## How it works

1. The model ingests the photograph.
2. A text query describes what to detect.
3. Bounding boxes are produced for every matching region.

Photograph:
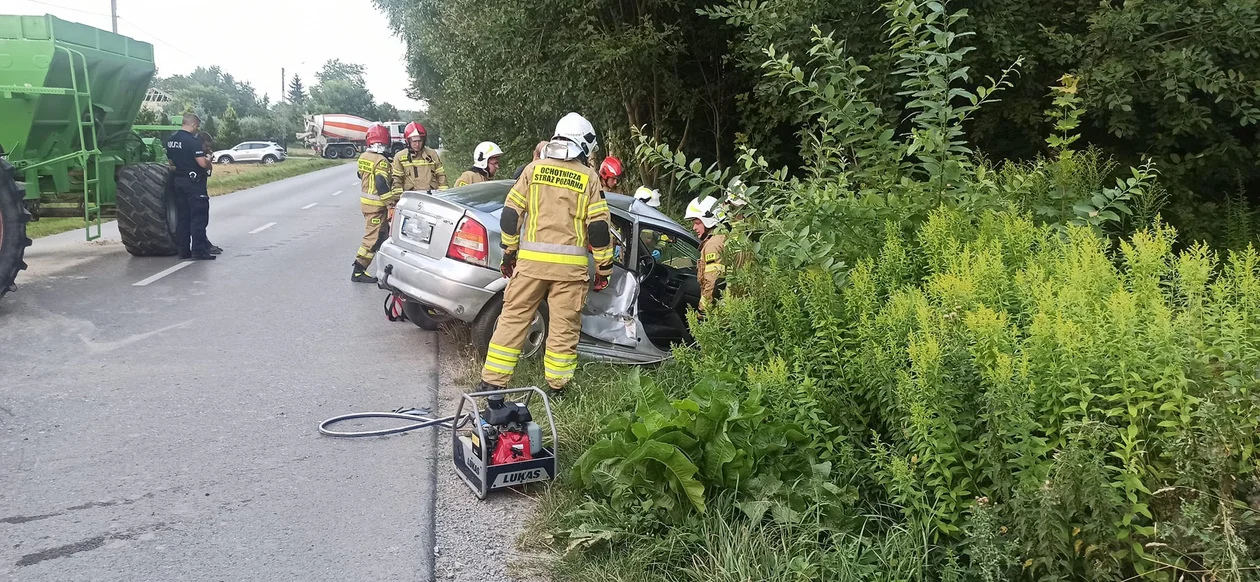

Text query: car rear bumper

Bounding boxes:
[374,239,500,323]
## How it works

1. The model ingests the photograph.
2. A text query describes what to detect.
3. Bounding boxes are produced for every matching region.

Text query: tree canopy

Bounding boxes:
[373,0,1260,244]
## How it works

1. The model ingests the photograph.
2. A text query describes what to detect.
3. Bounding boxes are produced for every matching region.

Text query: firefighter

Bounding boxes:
[351,124,394,283]
[454,141,503,187]
[632,185,661,208]
[480,113,614,396]
[391,122,447,193]
[721,177,755,270]
[685,195,727,313]
[512,141,549,180]
[598,156,623,194]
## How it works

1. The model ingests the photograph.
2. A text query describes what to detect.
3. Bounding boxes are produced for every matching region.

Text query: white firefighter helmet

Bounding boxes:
[633,186,661,207]
[473,141,503,170]
[684,195,723,229]
[547,112,598,161]
[725,177,748,207]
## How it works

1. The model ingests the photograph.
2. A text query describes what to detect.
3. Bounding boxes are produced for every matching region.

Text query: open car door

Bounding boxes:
[580,262,641,348]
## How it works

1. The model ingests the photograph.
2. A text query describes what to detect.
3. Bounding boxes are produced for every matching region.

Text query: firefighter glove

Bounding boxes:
[501,251,517,278]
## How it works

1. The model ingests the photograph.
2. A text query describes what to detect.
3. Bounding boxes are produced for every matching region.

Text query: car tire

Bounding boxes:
[471,294,548,360]
[261,155,277,165]
[403,300,449,331]
[217,156,233,164]
[341,145,357,159]
[325,148,341,160]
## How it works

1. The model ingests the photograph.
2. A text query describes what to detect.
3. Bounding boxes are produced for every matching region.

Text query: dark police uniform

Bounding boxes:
[165,129,211,257]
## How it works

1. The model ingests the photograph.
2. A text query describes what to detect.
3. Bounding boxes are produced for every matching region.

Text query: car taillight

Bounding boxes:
[447,216,488,266]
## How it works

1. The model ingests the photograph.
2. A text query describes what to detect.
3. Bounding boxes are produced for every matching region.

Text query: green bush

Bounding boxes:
[552,1,1260,580]
[571,209,1260,579]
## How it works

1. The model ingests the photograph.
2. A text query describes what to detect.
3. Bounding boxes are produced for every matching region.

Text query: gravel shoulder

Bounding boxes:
[433,328,552,582]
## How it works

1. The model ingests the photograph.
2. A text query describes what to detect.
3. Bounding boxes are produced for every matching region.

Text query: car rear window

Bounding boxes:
[442,181,510,213]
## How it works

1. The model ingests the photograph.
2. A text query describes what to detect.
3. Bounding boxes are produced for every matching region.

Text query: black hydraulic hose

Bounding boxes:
[318,408,471,438]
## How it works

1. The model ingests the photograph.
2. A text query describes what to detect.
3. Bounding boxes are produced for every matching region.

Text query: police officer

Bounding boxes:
[480,113,614,396]
[165,114,215,260]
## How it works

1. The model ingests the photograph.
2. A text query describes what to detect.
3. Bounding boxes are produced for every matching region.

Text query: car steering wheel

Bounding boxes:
[637,251,658,283]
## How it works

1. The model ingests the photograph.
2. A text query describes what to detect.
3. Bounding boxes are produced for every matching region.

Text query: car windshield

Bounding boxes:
[442,182,510,213]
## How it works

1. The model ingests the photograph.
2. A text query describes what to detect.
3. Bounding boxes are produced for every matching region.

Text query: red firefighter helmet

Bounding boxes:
[404,122,427,141]
[599,156,623,180]
[366,124,390,147]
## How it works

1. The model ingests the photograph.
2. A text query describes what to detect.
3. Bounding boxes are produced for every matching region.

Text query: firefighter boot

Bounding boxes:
[351,261,378,284]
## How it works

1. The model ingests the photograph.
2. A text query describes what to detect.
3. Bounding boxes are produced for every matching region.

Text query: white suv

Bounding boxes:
[214,142,287,164]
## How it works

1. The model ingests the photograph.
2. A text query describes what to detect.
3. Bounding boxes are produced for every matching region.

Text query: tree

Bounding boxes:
[287,74,306,105]
[219,105,241,148]
[375,102,400,121]
[372,0,742,185]
[134,108,157,125]
[308,79,377,119]
[316,59,367,85]
[373,0,1260,242]
[158,66,265,119]
[308,60,379,119]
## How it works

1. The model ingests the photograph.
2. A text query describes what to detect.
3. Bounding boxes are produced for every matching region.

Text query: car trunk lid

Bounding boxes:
[394,192,471,259]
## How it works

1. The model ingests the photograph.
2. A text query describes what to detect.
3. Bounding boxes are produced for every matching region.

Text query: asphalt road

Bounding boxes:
[0,164,443,581]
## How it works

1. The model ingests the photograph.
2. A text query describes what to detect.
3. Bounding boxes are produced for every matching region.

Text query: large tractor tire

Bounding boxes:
[117,163,179,257]
[0,160,32,301]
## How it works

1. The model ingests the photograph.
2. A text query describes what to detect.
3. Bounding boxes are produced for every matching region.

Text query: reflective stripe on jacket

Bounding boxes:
[391,147,447,193]
[502,159,611,282]
[358,152,393,207]
[698,233,727,311]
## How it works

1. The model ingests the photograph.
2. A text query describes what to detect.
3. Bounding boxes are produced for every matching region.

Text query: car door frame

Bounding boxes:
[576,207,681,364]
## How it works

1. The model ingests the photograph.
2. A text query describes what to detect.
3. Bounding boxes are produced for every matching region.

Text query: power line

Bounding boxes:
[118,16,197,59]
[20,0,196,62]
[19,0,110,18]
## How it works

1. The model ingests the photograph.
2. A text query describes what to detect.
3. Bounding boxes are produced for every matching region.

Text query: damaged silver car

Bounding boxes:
[374,180,703,363]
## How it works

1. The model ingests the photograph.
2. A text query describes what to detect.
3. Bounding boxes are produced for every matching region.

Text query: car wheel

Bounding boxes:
[471,294,548,360]
[325,148,341,160]
[261,155,278,164]
[217,156,233,164]
[402,300,450,331]
[341,145,357,159]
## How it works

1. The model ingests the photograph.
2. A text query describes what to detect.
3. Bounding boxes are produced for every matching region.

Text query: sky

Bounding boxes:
[9,0,421,109]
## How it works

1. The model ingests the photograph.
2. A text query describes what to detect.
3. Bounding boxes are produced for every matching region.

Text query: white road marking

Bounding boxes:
[249,222,277,234]
[133,261,194,287]
[349,179,358,185]
[301,202,319,210]
[331,190,342,196]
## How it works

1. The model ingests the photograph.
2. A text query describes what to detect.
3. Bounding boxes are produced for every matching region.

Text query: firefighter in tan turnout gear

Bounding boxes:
[480,113,614,395]
[685,195,727,312]
[351,124,396,283]
[454,141,504,187]
[392,122,447,193]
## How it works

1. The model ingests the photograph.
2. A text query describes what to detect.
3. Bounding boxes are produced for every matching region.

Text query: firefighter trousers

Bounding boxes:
[482,274,587,391]
[355,208,389,269]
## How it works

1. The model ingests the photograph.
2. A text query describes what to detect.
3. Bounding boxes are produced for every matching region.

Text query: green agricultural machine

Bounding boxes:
[0,14,182,300]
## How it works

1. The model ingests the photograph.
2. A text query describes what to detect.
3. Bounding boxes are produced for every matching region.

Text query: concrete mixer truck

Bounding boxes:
[297,115,409,159]
[0,14,186,301]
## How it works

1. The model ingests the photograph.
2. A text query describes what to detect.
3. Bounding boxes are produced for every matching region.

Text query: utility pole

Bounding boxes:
[281,68,286,103]
[110,0,118,33]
